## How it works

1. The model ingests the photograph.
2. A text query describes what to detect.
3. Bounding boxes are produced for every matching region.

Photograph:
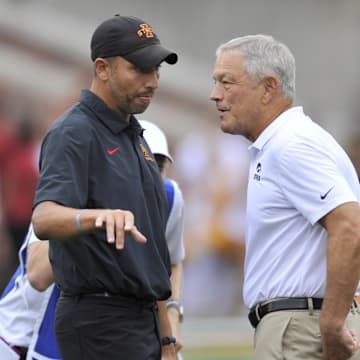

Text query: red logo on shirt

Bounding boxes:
[107,146,120,155]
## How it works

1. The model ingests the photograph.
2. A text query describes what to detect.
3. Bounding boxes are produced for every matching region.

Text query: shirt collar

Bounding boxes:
[79,89,142,135]
[249,106,304,152]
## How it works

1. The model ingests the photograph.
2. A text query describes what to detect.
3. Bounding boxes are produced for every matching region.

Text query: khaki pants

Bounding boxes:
[254,306,360,359]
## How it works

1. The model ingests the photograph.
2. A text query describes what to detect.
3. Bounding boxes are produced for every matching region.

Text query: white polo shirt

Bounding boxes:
[244,106,360,308]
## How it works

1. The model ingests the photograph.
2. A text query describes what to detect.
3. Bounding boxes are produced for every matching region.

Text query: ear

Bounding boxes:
[94,58,110,81]
[261,76,279,104]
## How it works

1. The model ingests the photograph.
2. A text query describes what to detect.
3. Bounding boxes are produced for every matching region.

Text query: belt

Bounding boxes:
[63,291,135,299]
[62,291,155,306]
[248,297,323,328]
[0,335,27,358]
[79,291,126,298]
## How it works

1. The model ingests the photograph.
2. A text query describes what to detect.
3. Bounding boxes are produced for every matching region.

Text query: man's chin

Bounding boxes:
[131,104,150,115]
[220,121,233,134]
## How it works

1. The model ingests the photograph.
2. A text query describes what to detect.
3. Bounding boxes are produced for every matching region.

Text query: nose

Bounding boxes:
[210,82,222,102]
[145,69,159,89]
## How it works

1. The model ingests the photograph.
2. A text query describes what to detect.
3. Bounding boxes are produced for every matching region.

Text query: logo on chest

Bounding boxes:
[253,162,262,182]
[106,146,120,156]
[140,143,154,161]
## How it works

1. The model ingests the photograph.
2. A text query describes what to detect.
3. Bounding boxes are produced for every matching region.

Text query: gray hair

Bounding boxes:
[216,34,296,102]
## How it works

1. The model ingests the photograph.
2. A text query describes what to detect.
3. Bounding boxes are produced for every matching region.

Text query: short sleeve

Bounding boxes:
[279,137,357,225]
[33,119,90,209]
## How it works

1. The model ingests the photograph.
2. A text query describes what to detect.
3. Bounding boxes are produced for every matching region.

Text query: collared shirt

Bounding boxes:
[244,106,360,308]
[33,89,171,300]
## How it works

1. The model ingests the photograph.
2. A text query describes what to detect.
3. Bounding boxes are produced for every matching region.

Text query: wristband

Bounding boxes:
[76,209,87,232]
[161,336,176,346]
[166,299,184,323]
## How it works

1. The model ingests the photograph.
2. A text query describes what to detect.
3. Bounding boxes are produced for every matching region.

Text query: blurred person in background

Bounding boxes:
[139,120,185,354]
[31,14,178,360]
[1,114,40,249]
[174,128,248,317]
[0,175,13,294]
[210,34,360,360]
[0,225,48,360]
[0,189,10,287]
[0,106,40,285]
[0,100,22,290]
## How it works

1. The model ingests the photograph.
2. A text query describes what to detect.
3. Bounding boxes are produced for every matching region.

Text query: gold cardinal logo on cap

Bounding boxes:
[137,24,154,38]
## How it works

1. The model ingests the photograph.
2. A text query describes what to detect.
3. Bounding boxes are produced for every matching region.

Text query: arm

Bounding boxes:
[27,240,54,291]
[167,262,183,352]
[164,179,185,353]
[32,201,147,249]
[320,201,360,360]
[157,300,177,360]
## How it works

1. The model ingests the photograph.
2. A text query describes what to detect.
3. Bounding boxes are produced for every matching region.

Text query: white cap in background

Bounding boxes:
[139,120,173,162]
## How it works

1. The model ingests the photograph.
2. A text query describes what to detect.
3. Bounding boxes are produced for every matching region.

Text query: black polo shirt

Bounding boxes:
[33,89,171,300]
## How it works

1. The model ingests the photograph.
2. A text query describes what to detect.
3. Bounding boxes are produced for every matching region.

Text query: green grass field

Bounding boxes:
[180,317,254,360]
[182,345,254,360]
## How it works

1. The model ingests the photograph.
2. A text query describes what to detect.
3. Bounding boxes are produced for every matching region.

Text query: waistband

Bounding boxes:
[61,291,156,306]
[248,297,323,328]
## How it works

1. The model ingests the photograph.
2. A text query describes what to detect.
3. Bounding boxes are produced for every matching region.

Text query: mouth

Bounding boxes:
[137,94,153,104]
[216,107,228,119]
[216,103,228,112]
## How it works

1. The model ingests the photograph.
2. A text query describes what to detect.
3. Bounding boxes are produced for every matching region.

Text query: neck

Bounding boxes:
[252,99,293,142]
[90,81,130,122]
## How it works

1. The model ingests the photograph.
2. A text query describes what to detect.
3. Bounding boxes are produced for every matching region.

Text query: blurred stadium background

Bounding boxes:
[1,1,360,358]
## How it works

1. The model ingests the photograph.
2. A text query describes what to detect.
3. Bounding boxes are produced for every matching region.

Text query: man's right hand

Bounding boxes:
[321,325,359,360]
[32,201,147,249]
[95,209,147,249]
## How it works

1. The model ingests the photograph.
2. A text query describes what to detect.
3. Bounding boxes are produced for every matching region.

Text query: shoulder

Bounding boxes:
[164,179,184,199]
[164,178,184,212]
[51,104,93,132]
[282,123,340,167]
[164,178,182,192]
[43,104,96,149]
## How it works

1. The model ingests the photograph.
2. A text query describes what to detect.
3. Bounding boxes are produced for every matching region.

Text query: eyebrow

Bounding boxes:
[213,72,236,81]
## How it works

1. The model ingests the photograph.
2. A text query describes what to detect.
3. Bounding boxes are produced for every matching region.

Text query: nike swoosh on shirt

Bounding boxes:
[106,146,120,156]
[320,186,334,200]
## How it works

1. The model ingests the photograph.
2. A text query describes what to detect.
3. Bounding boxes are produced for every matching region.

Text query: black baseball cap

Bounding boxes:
[90,15,178,70]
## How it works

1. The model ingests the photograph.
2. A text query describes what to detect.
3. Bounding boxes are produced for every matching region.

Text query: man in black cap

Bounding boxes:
[31,15,178,360]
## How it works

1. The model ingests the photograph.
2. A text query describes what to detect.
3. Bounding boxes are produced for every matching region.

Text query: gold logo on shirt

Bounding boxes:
[137,24,155,38]
[140,143,154,161]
